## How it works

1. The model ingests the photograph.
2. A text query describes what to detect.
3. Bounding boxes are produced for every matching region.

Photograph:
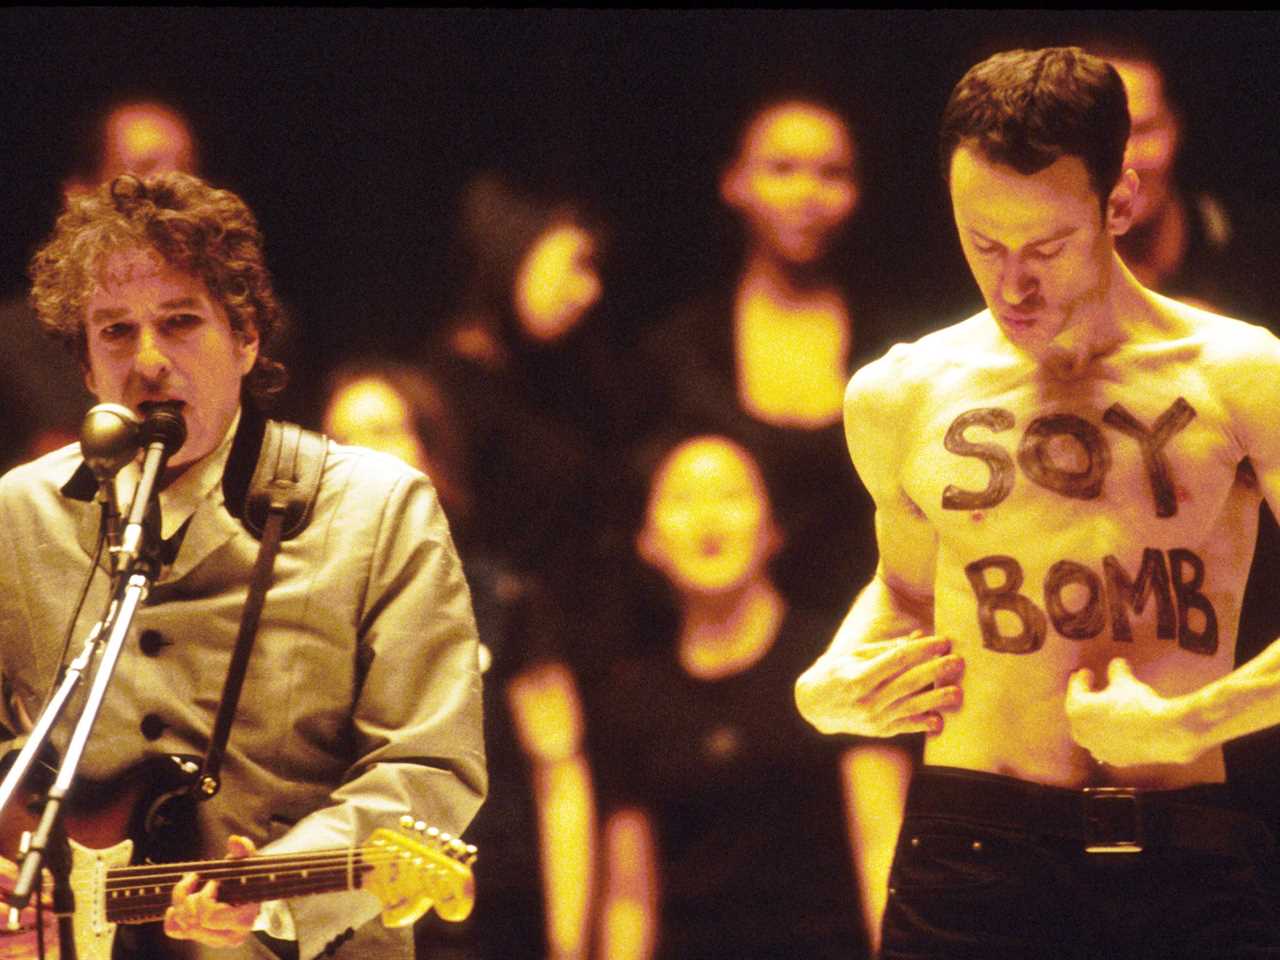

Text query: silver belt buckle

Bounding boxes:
[1083,786,1143,854]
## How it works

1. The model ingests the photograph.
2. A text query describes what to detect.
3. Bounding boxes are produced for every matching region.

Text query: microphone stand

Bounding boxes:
[0,408,184,957]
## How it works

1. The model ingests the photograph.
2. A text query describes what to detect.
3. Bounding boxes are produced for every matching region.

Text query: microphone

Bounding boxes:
[118,402,187,573]
[80,403,142,561]
[80,403,142,482]
[137,401,188,466]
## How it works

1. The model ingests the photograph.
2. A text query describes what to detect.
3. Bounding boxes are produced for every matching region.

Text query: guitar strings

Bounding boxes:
[105,847,470,886]
[104,849,473,885]
[9,854,467,933]
[81,852,468,922]
[101,851,468,923]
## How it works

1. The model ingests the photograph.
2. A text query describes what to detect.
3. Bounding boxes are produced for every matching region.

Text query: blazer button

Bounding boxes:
[140,713,168,741]
[139,630,171,656]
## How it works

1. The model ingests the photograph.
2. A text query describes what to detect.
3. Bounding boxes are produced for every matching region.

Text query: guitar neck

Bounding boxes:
[104,848,371,925]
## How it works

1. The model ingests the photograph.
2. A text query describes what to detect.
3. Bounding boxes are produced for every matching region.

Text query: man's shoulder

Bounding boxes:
[0,444,87,542]
[320,439,430,493]
[1152,293,1280,365]
[843,312,994,481]
[849,311,992,401]
[0,442,84,498]
[317,439,450,522]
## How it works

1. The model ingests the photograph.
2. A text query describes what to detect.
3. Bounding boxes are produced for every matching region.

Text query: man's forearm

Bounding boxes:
[1070,637,1280,769]
[796,572,958,739]
[819,572,934,663]
[1179,637,1280,752]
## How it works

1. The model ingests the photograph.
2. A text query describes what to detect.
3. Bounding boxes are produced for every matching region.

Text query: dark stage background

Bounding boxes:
[3,10,1278,378]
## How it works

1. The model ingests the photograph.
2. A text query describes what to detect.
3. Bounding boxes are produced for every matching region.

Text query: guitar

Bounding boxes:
[0,756,475,959]
[1,814,476,960]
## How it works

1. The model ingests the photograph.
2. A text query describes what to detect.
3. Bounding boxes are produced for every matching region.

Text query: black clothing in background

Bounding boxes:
[589,606,869,960]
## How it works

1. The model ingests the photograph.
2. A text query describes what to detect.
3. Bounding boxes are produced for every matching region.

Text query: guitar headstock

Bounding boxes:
[363,816,477,927]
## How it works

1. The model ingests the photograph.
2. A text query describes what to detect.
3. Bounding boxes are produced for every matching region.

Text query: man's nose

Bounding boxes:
[998,256,1037,306]
[133,327,170,380]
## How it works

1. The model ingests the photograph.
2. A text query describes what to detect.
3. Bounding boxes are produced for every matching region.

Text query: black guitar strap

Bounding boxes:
[196,420,327,800]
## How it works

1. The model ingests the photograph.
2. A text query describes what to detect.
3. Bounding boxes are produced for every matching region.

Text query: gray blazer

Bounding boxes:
[0,414,487,959]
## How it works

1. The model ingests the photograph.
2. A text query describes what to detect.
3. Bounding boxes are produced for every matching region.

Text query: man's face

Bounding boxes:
[638,437,777,596]
[949,145,1131,355]
[1111,59,1179,225]
[83,248,257,470]
[721,102,858,266]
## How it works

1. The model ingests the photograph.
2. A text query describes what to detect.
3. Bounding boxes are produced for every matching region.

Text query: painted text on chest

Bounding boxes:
[941,397,1217,655]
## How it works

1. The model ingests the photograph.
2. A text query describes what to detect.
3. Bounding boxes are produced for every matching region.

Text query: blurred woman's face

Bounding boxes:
[513,223,602,342]
[721,102,858,266]
[639,437,778,595]
[323,376,429,473]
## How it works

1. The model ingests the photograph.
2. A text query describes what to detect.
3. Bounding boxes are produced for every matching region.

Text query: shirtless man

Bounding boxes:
[795,47,1280,958]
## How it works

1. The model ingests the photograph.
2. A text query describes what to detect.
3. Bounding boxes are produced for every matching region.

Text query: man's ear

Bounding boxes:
[1106,168,1140,237]
[236,321,260,376]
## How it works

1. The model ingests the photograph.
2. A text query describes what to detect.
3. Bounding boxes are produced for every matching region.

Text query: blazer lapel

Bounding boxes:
[62,400,268,584]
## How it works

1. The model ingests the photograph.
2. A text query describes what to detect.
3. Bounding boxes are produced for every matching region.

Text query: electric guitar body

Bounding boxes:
[0,756,474,959]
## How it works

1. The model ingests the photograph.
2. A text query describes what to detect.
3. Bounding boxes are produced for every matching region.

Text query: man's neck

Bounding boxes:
[1030,254,1154,379]
[117,407,242,541]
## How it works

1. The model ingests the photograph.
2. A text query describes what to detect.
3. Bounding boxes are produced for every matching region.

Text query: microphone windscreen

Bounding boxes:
[80,403,141,480]
[139,401,188,451]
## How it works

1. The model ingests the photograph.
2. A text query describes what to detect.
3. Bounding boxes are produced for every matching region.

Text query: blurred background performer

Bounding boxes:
[590,434,868,960]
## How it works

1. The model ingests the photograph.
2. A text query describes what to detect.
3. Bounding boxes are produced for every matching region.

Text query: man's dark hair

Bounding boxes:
[939,46,1130,212]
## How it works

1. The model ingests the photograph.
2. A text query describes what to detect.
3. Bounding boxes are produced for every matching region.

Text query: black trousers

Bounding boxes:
[881,765,1280,960]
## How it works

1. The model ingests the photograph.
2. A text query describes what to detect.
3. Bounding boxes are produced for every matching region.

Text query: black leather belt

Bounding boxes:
[905,765,1249,856]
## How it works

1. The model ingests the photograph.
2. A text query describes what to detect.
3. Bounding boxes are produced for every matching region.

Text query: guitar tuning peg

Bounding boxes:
[463,844,478,866]
[425,826,441,842]
[413,819,427,834]
[399,814,415,830]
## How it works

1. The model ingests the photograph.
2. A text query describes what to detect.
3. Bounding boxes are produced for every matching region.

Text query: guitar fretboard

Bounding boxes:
[104,849,372,924]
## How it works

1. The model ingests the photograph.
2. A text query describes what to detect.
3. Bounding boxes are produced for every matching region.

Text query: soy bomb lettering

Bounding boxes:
[965,549,1217,656]
[945,398,1217,656]
[942,398,1195,516]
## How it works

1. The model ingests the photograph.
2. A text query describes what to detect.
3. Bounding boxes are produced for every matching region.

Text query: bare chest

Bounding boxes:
[903,373,1243,551]
[903,370,1253,661]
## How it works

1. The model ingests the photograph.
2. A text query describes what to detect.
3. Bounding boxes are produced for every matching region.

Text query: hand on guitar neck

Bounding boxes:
[0,834,261,957]
[162,834,260,949]
[0,811,476,960]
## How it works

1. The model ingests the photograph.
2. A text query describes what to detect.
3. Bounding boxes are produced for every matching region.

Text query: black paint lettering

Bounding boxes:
[965,556,1047,654]
[942,408,1016,510]
[1044,560,1105,639]
[1102,398,1196,518]
[1169,548,1219,655]
[1017,414,1111,500]
[1103,550,1176,643]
